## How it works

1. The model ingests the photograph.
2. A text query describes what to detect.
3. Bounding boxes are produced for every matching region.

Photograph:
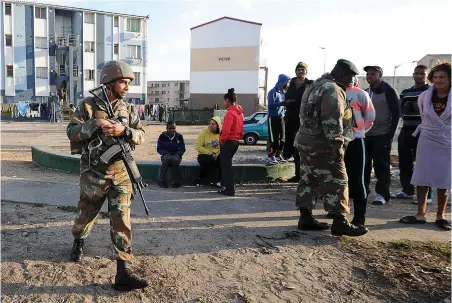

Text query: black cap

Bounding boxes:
[336,59,359,75]
[364,65,383,75]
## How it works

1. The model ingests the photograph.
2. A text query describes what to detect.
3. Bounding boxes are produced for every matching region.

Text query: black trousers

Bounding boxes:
[220,140,239,195]
[398,127,419,195]
[197,154,221,183]
[283,116,300,178]
[268,116,285,157]
[160,154,182,183]
[345,138,368,222]
[364,135,392,201]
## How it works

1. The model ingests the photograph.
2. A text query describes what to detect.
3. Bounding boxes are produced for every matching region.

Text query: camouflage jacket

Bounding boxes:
[67,97,145,176]
[295,74,353,151]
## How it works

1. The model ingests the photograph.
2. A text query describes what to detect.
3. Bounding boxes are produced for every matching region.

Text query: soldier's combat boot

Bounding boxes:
[71,239,84,262]
[331,216,368,237]
[113,260,149,291]
[298,209,330,231]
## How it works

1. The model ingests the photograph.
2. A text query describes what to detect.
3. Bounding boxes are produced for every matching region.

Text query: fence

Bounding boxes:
[169,109,215,125]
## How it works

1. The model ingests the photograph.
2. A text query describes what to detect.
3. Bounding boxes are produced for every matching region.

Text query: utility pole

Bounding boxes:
[320,47,326,74]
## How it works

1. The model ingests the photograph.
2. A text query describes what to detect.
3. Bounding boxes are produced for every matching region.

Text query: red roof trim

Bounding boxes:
[190,16,262,30]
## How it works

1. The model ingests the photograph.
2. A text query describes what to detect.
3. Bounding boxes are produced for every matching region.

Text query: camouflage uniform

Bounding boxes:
[295,73,353,216]
[68,62,145,261]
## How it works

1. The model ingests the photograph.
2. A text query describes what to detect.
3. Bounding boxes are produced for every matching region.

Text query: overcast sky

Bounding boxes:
[39,0,452,85]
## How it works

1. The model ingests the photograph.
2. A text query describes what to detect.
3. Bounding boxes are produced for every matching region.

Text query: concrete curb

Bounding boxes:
[31,146,295,182]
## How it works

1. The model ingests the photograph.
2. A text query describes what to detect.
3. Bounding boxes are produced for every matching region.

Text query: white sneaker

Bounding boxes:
[276,155,287,163]
[267,156,278,165]
[412,199,433,205]
[373,194,387,205]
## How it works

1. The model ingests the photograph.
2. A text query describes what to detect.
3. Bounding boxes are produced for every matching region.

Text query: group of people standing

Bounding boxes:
[267,59,451,236]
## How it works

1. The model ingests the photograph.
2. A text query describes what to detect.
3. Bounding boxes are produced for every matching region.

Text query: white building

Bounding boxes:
[189,16,262,115]
[1,0,148,108]
[147,80,190,109]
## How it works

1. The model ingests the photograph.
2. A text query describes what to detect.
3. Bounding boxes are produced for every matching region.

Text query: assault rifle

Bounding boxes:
[89,85,150,216]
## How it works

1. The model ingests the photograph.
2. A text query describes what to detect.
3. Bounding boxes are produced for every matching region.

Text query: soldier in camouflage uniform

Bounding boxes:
[67,60,149,290]
[295,59,368,237]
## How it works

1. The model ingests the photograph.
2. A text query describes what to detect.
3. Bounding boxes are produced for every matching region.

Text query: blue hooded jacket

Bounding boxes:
[267,74,291,117]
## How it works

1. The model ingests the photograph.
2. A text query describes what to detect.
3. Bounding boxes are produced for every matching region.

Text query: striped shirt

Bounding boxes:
[400,84,430,128]
[346,86,376,139]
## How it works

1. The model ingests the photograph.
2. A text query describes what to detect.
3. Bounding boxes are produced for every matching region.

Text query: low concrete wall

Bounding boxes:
[31,146,295,183]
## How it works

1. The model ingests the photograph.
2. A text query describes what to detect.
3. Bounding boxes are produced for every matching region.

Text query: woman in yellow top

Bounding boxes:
[195,116,222,187]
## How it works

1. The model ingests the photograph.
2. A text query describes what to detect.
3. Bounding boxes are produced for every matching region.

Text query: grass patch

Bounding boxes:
[390,239,412,249]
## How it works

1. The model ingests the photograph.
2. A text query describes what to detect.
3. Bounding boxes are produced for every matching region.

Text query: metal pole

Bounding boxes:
[393,65,397,88]
[323,49,326,74]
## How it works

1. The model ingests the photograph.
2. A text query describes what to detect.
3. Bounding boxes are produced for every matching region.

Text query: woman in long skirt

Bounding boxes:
[399,63,451,230]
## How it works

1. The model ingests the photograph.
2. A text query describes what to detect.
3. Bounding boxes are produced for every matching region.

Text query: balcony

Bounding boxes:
[53,33,79,48]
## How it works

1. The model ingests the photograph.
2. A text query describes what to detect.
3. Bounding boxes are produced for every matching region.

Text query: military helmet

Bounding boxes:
[100,60,134,84]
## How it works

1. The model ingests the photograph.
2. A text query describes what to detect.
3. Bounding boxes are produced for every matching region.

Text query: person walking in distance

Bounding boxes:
[283,62,313,182]
[392,65,433,204]
[344,77,375,227]
[399,62,451,231]
[218,88,244,196]
[67,60,148,291]
[295,59,368,237]
[363,66,400,205]
[267,74,292,165]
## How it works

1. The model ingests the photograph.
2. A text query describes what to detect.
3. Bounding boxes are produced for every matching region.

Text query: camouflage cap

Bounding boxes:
[336,59,360,75]
[100,60,134,84]
[295,61,308,71]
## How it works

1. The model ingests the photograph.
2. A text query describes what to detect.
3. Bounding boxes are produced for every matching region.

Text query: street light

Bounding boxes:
[320,47,326,74]
[393,60,417,87]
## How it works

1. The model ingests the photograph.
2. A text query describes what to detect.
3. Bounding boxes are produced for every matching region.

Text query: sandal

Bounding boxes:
[399,215,426,224]
[435,219,452,231]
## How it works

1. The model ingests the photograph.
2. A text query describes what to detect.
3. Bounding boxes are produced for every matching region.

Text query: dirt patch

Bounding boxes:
[1,201,450,303]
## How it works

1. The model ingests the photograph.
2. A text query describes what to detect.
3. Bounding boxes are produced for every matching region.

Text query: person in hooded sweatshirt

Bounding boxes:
[194,116,222,187]
[218,88,244,196]
[267,74,292,165]
[157,121,186,188]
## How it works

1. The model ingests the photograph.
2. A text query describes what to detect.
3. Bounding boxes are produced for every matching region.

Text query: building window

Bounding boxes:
[125,45,141,59]
[114,43,118,54]
[84,41,95,52]
[155,83,159,87]
[162,83,166,87]
[162,91,166,95]
[84,69,94,80]
[114,16,119,27]
[5,3,12,15]
[5,34,12,46]
[155,91,159,95]
[126,18,141,32]
[174,83,179,86]
[155,98,159,102]
[36,67,48,79]
[84,13,95,24]
[35,37,47,49]
[35,7,46,19]
[168,98,170,102]
[131,72,140,86]
[6,65,13,77]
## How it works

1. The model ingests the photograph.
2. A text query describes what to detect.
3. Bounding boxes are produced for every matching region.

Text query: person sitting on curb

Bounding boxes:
[267,74,292,165]
[194,116,222,187]
[157,121,186,188]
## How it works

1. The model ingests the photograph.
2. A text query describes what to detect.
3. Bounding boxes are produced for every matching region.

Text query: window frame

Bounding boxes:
[36,67,48,79]
[84,69,95,81]
[6,65,13,77]
[84,13,95,24]
[84,41,95,52]
[5,34,12,47]
[126,18,141,32]
[5,3,12,15]
[35,7,46,19]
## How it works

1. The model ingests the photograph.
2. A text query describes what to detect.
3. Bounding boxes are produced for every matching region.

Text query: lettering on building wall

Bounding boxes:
[218,57,230,61]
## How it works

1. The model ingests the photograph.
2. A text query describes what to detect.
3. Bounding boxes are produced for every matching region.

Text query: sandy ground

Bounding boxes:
[0,121,267,164]
[1,121,451,302]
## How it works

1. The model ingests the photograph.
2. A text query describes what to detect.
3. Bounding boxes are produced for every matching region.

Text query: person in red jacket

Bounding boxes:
[219,88,244,196]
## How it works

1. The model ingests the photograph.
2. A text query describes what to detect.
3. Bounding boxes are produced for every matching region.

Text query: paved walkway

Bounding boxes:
[2,176,450,242]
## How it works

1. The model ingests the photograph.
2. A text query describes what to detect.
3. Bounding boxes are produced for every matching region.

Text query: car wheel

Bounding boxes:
[244,133,258,145]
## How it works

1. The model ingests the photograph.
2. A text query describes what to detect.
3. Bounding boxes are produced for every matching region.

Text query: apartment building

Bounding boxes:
[147,80,190,109]
[1,1,148,107]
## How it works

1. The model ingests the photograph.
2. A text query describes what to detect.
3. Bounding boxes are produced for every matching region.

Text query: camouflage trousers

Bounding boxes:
[295,146,350,216]
[72,168,133,261]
